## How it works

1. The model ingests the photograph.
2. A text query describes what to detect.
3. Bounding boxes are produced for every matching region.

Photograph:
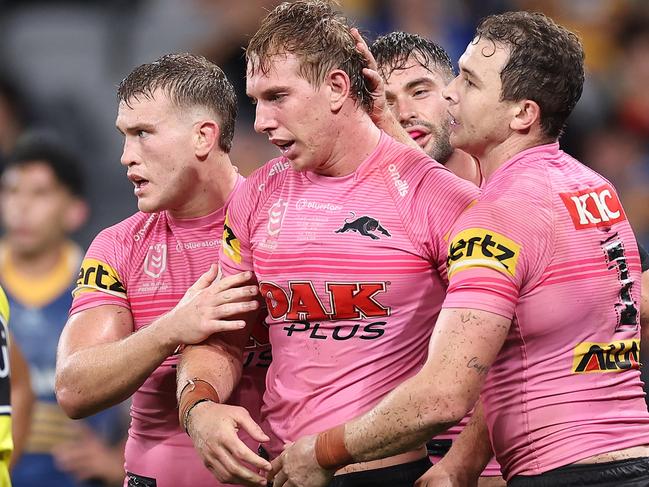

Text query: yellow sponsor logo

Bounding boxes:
[447,228,521,278]
[572,339,640,373]
[222,213,241,264]
[74,258,126,298]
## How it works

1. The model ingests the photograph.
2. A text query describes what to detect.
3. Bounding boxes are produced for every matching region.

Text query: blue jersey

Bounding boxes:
[0,243,127,487]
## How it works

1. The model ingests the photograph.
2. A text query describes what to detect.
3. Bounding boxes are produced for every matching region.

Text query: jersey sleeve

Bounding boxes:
[70,226,130,315]
[397,158,479,281]
[442,188,554,320]
[219,178,258,278]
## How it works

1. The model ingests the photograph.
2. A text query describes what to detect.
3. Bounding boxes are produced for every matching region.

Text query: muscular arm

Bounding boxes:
[9,336,33,468]
[55,304,169,418]
[272,308,510,487]
[342,308,510,461]
[56,269,259,419]
[177,327,250,406]
[417,400,493,487]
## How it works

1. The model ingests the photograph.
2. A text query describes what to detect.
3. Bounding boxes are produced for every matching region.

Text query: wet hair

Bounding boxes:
[371,31,454,83]
[5,131,85,197]
[117,53,237,153]
[474,11,584,139]
[246,0,373,112]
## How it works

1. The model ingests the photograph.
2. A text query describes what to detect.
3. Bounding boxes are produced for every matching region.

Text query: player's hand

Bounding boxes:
[270,435,334,487]
[167,265,260,345]
[415,461,477,487]
[350,27,388,126]
[52,424,125,484]
[187,401,271,487]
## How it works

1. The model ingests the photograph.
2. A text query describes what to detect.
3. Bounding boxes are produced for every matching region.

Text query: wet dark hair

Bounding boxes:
[475,11,584,139]
[371,31,454,82]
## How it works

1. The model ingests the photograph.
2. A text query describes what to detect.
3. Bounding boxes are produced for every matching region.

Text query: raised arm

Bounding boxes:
[351,28,421,151]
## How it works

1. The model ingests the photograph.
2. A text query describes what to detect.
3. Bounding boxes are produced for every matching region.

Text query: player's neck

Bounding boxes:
[315,113,381,177]
[3,240,68,278]
[168,154,239,219]
[445,149,482,187]
[479,133,553,181]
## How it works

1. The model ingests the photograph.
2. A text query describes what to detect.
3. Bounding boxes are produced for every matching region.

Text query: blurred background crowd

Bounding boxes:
[0,0,647,485]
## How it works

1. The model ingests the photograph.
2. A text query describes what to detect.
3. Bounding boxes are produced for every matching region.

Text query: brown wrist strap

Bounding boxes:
[178,378,220,434]
[315,424,354,470]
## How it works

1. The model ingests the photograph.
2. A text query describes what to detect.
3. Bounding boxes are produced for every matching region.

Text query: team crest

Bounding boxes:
[143,243,167,278]
[267,199,288,237]
[335,212,391,240]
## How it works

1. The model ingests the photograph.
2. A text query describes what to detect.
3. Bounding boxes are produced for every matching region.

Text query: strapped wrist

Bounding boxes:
[178,378,220,435]
[315,424,354,470]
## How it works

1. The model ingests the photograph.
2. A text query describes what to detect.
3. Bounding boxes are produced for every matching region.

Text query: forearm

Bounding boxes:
[343,372,472,462]
[443,400,493,478]
[177,337,243,404]
[56,312,178,418]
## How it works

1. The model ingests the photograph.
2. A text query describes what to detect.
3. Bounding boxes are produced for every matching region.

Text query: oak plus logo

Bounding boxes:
[143,243,167,278]
[260,280,391,341]
[560,184,626,230]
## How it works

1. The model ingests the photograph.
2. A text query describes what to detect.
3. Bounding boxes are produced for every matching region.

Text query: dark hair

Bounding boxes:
[5,131,85,197]
[475,11,584,139]
[371,31,454,83]
[246,0,373,113]
[117,53,237,153]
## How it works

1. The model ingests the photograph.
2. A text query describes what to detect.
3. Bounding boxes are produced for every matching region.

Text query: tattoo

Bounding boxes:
[467,356,489,375]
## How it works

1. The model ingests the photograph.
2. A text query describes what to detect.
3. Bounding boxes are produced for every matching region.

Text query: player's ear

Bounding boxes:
[326,69,351,112]
[63,197,89,233]
[194,120,220,159]
[510,99,540,133]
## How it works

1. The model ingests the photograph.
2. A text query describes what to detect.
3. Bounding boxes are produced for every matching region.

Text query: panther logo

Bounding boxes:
[335,212,391,240]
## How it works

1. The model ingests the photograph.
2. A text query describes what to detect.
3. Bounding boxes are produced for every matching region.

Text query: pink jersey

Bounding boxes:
[443,143,649,480]
[220,133,477,457]
[70,175,269,487]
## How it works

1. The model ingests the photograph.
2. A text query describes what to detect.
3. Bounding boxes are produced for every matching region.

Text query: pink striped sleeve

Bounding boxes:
[70,225,130,315]
[443,178,554,318]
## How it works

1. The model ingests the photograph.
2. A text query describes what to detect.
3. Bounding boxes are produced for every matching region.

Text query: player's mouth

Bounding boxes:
[128,174,150,196]
[271,139,296,158]
[406,129,431,148]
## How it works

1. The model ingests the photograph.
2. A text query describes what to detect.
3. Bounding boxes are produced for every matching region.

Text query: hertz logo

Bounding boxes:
[572,339,640,373]
[222,213,241,264]
[74,258,126,298]
[447,228,521,278]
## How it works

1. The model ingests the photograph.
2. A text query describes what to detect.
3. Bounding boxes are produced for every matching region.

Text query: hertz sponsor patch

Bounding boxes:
[447,228,521,278]
[572,339,640,373]
[74,258,126,298]
[222,214,241,264]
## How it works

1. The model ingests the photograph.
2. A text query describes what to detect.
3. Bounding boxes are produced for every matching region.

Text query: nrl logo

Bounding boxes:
[143,243,167,278]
